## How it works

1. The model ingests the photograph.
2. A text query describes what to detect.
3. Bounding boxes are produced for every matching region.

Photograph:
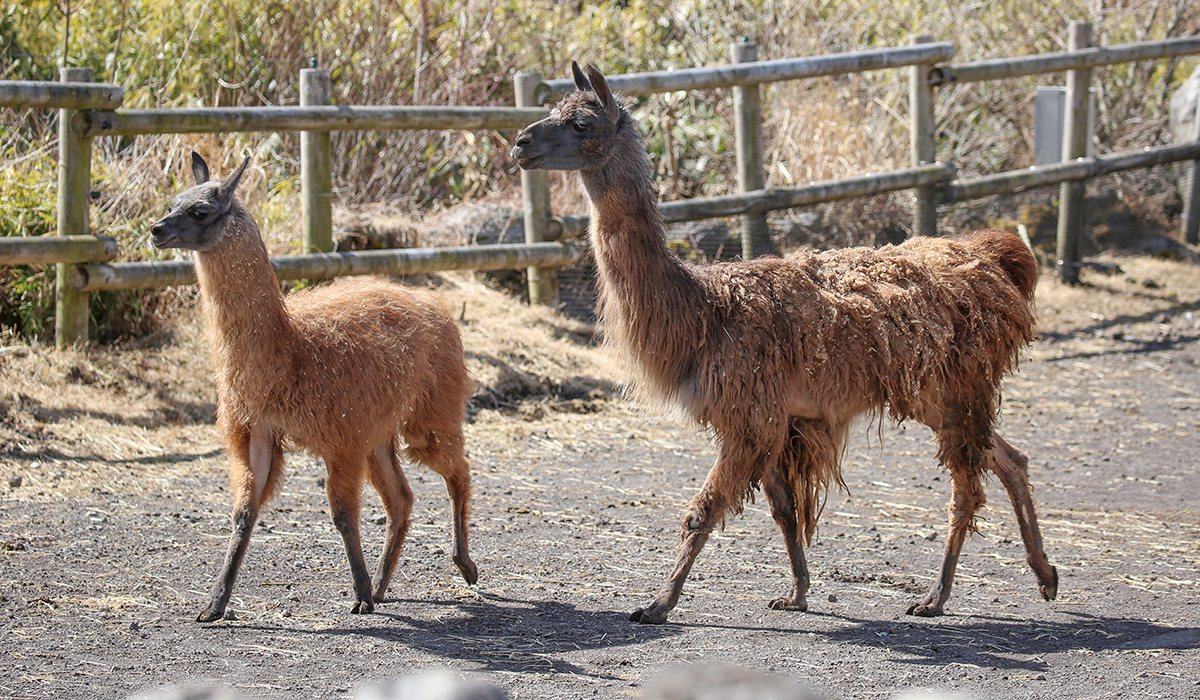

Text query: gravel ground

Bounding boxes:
[1,259,1198,699]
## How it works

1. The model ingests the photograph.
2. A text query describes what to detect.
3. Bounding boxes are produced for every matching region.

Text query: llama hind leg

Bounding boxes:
[367,439,415,603]
[762,465,809,612]
[324,454,375,614]
[406,428,477,585]
[198,422,281,623]
[990,432,1058,601]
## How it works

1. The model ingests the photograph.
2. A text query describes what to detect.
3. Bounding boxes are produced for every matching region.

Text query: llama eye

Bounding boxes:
[571,121,588,133]
[188,209,206,222]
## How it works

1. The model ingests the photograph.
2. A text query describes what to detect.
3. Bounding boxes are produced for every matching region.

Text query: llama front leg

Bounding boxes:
[761,465,809,612]
[991,432,1058,601]
[367,440,415,603]
[324,456,375,614]
[197,422,281,622]
[907,464,986,617]
[630,456,732,625]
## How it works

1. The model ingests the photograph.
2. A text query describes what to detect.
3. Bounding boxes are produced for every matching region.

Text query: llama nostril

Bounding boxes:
[515,131,532,147]
[150,222,163,236]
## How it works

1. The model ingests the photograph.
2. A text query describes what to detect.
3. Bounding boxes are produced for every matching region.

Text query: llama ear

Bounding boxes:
[571,61,592,93]
[191,151,210,185]
[217,155,250,203]
[585,64,620,125]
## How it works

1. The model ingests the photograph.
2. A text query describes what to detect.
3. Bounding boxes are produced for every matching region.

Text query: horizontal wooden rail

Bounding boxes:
[75,105,549,136]
[550,163,956,237]
[0,80,123,110]
[0,235,119,265]
[931,36,1200,85]
[69,242,582,291]
[540,43,956,99]
[941,141,1200,203]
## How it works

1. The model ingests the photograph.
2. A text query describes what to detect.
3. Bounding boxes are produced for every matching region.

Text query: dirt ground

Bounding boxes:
[1,257,1198,700]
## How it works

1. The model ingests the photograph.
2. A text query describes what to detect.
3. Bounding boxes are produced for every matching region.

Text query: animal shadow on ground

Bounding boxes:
[1038,298,1200,342]
[793,611,1195,671]
[464,350,620,411]
[7,391,216,430]
[244,592,681,679]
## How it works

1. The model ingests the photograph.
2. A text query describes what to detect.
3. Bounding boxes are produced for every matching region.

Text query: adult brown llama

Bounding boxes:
[150,153,478,621]
[511,63,1057,624]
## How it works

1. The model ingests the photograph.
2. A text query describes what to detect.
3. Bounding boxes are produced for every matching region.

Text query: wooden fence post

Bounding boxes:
[909,34,938,238]
[1181,89,1200,245]
[732,40,772,258]
[514,71,557,306]
[300,67,333,253]
[55,66,94,348]
[1056,20,1092,284]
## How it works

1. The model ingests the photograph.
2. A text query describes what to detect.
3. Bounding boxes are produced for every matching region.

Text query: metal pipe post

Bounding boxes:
[910,34,938,237]
[515,72,557,306]
[732,40,772,258]
[55,67,95,348]
[1182,89,1200,245]
[300,68,334,253]
[1056,21,1092,284]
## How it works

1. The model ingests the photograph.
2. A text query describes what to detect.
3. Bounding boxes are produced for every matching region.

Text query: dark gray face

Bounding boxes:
[510,62,623,172]
[149,152,248,251]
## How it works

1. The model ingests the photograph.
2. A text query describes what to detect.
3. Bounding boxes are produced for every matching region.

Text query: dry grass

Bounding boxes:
[0,274,622,491]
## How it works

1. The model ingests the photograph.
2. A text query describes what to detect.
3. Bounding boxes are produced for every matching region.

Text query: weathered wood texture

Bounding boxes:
[940,142,1200,204]
[515,72,558,306]
[932,36,1200,85]
[553,164,957,236]
[1057,21,1092,285]
[300,69,334,253]
[0,236,118,265]
[909,34,939,238]
[542,43,956,96]
[732,41,772,257]
[0,80,122,110]
[75,105,548,136]
[55,68,94,348]
[69,242,582,292]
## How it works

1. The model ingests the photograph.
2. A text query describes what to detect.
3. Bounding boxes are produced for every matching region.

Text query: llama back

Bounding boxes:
[281,278,472,451]
[783,233,1036,422]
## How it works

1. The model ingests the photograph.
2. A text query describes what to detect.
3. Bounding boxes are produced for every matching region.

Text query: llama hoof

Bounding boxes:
[455,554,479,586]
[906,602,943,617]
[629,604,670,625]
[196,604,231,623]
[1040,566,1059,601]
[350,600,375,615]
[767,596,808,612]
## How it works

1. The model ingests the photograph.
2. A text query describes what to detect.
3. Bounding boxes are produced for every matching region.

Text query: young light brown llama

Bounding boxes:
[150,153,478,621]
[511,63,1058,624]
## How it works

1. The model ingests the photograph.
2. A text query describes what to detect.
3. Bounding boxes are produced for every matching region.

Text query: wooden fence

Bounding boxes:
[1,22,1199,348]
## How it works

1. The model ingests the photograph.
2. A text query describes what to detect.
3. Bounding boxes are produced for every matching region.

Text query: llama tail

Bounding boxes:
[964,229,1039,301]
[779,418,848,546]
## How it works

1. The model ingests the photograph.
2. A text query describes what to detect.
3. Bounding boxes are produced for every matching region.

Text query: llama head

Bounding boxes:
[511,62,629,172]
[150,152,250,251]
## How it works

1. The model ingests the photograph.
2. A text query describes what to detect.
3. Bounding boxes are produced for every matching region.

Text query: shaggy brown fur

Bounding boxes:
[151,153,477,622]
[512,63,1057,623]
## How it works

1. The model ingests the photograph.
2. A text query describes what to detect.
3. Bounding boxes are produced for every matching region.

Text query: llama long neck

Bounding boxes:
[193,203,296,404]
[580,122,706,402]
